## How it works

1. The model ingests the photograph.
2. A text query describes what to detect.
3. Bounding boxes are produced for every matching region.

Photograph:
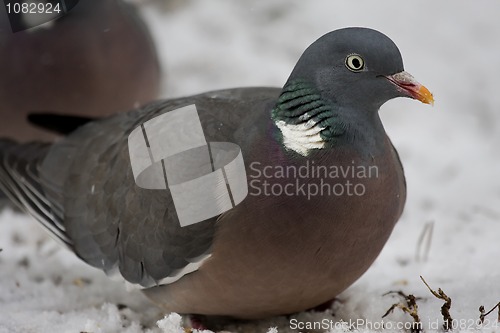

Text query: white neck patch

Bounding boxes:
[275,118,326,156]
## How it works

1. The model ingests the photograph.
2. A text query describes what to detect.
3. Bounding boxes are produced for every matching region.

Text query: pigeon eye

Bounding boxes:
[345,54,365,72]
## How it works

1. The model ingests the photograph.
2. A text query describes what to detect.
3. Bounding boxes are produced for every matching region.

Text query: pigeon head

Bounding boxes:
[272,27,433,156]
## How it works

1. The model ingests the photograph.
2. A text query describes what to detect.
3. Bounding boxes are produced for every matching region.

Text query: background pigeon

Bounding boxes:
[0,0,161,142]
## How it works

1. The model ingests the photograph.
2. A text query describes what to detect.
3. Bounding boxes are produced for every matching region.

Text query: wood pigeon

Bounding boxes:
[0,27,433,319]
[0,0,160,142]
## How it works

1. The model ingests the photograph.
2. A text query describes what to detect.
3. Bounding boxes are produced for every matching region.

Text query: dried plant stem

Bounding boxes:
[479,302,500,323]
[420,276,453,331]
[383,291,423,333]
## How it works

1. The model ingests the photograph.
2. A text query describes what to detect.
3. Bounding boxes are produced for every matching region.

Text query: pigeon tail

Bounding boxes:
[0,139,71,247]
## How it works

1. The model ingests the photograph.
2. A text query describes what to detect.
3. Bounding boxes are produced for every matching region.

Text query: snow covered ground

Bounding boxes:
[1,1,500,332]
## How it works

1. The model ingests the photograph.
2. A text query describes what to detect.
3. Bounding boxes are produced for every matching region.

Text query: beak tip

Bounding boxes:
[418,86,435,106]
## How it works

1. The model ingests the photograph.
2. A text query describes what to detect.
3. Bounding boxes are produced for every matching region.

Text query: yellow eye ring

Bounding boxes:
[345,54,365,72]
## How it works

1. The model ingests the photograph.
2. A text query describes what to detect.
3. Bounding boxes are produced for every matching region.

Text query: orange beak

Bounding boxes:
[386,71,434,105]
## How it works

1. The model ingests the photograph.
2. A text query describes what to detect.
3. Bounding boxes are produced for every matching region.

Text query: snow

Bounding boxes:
[1,1,500,332]
[156,313,184,333]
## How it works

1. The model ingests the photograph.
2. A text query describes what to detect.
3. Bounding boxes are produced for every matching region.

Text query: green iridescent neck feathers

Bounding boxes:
[271,80,346,156]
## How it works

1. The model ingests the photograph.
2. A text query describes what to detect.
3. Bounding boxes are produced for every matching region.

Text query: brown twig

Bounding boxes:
[420,276,453,331]
[383,291,423,333]
[479,302,500,323]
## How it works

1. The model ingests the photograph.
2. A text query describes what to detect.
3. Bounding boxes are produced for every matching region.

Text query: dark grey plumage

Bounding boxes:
[1,88,280,286]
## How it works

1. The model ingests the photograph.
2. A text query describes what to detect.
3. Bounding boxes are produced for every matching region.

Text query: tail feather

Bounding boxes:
[28,113,95,135]
[0,139,72,247]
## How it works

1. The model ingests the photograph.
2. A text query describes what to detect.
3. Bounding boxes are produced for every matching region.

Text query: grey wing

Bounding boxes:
[2,88,280,287]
